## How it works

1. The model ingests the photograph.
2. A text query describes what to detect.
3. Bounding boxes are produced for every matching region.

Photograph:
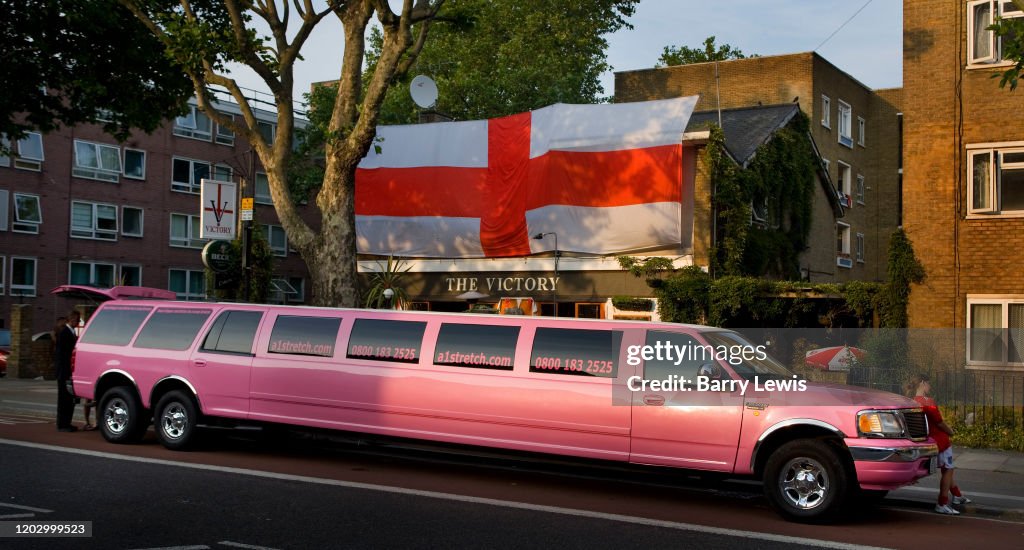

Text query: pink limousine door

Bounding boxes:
[629,330,744,472]
[187,309,263,418]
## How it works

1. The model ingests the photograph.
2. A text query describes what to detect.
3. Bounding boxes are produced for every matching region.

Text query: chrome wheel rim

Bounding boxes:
[779,457,829,510]
[104,398,129,435]
[160,403,188,440]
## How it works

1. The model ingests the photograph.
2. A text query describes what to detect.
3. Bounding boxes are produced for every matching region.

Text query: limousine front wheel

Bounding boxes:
[763,439,850,523]
[99,386,147,444]
[155,391,199,451]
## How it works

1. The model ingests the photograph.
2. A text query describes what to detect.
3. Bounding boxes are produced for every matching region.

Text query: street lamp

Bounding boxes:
[532,232,559,317]
[383,287,394,310]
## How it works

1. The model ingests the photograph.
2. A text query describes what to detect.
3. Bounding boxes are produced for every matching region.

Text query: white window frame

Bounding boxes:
[856,174,866,205]
[123,148,146,180]
[12,193,42,234]
[967,144,1024,215]
[14,132,44,171]
[70,200,118,241]
[836,222,852,261]
[837,100,853,148]
[0,256,5,295]
[172,157,232,194]
[855,232,865,263]
[168,268,207,301]
[263,224,288,257]
[287,276,305,303]
[821,95,831,128]
[254,172,272,205]
[68,261,117,287]
[857,116,866,147]
[10,256,37,296]
[216,115,236,146]
[966,296,1024,368]
[170,213,207,249]
[968,0,1024,66]
[72,139,122,182]
[836,161,852,207]
[122,206,144,237]
[119,264,143,287]
[269,277,299,304]
[173,105,213,141]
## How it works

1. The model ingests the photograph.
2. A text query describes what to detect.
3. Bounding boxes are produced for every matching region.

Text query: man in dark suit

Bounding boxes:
[55,310,80,432]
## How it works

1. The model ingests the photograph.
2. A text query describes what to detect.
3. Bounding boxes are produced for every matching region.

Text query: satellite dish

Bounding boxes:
[410,75,438,109]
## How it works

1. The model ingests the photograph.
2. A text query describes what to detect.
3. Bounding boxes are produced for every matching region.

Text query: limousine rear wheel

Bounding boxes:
[763,439,850,523]
[154,391,199,451]
[99,386,147,444]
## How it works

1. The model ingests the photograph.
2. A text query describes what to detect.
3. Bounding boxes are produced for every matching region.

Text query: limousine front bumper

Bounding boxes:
[846,439,939,490]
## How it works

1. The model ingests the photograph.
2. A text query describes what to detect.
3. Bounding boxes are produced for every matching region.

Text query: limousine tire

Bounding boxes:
[99,386,147,444]
[763,439,850,523]
[154,391,199,451]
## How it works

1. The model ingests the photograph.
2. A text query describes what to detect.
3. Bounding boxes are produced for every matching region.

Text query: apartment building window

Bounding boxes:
[71,201,118,240]
[836,223,852,268]
[257,120,276,146]
[120,265,142,287]
[10,257,37,296]
[856,174,866,205]
[122,206,144,237]
[69,261,116,287]
[173,105,212,141]
[216,115,235,146]
[967,297,1024,367]
[0,189,7,230]
[269,278,298,303]
[124,149,146,180]
[0,136,10,167]
[14,132,44,171]
[255,172,272,204]
[263,224,288,257]
[821,95,831,128]
[836,161,852,207]
[969,0,1024,65]
[855,233,865,263]
[287,276,305,303]
[170,213,206,248]
[837,101,853,148]
[169,269,206,301]
[72,140,122,182]
[857,117,866,147]
[969,145,1024,214]
[12,193,42,234]
[172,157,232,194]
[0,256,5,294]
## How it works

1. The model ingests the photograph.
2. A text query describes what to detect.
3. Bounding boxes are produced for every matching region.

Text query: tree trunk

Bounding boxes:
[307,163,359,308]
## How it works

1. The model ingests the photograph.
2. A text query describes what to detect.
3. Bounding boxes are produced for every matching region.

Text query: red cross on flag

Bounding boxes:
[355,96,698,258]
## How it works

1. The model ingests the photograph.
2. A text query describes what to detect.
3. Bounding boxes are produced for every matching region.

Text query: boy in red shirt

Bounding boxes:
[907,374,970,515]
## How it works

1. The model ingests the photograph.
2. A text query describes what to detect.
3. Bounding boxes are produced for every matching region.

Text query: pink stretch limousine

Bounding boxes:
[65,288,937,522]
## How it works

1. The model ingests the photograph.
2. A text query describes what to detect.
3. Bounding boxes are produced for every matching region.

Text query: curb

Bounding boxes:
[884,496,1024,522]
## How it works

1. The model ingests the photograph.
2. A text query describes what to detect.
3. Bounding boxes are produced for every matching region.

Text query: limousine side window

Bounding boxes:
[268,315,341,357]
[433,323,518,371]
[133,308,213,351]
[644,330,705,380]
[530,328,621,378]
[346,319,425,363]
[79,305,153,346]
[201,310,263,355]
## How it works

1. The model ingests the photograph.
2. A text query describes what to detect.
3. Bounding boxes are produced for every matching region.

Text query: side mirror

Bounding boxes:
[698,362,722,380]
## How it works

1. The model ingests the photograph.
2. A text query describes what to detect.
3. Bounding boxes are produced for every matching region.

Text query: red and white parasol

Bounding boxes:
[804,345,866,371]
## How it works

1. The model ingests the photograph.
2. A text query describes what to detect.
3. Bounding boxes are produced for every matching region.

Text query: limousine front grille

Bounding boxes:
[902,410,929,441]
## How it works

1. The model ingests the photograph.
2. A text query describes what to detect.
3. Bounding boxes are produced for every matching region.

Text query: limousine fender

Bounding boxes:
[149,376,203,451]
[748,418,848,476]
[94,369,149,445]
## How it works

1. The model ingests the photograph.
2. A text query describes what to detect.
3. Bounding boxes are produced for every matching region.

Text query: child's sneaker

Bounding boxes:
[935,504,961,515]
[952,495,972,505]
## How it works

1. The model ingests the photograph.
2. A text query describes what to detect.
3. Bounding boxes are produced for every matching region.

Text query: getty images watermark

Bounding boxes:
[624,340,808,394]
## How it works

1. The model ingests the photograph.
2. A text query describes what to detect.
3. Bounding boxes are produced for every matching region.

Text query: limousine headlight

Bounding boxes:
[857,410,904,438]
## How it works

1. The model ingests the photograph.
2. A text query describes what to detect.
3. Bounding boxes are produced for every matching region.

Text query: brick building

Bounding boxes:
[615,52,902,283]
[1,99,313,341]
[903,0,1024,371]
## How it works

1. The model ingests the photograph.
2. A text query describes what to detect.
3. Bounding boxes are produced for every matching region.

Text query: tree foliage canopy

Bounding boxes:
[656,36,749,68]
[991,1,1024,90]
[363,0,639,124]
[0,0,193,141]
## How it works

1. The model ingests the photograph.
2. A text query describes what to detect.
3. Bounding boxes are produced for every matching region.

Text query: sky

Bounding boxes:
[228,0,903,105]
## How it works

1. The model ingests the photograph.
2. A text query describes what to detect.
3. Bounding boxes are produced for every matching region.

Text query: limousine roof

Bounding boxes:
[52,285,178,303]
[92,297,715,332]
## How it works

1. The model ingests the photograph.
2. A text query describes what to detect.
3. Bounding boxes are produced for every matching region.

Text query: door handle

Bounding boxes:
[193,359,207,368]
[643,395,665,406]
